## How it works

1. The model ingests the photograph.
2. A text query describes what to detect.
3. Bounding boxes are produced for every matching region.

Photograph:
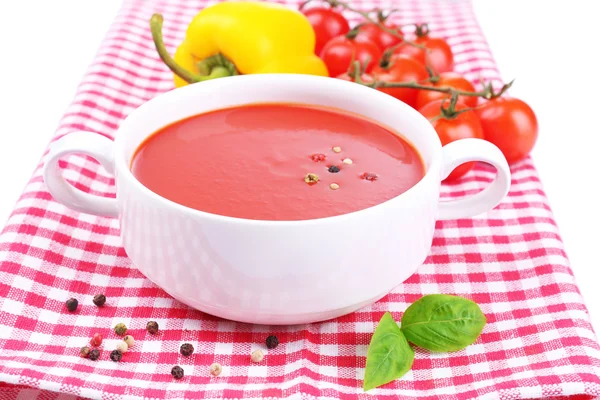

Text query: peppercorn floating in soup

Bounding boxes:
[131,104,425,220]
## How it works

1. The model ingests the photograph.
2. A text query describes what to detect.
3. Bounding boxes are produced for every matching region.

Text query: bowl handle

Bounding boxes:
[437,138,511,220]
[43,131,119,218]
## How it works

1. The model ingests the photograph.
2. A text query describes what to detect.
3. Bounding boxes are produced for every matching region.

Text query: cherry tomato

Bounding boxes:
[320,34,381,77]
[419,99,484,181]
[303,8,350,56]
[415,72,477,110]
[476,97,538,163]
[392,41,426,65]
[355,23,403,51]
[393,36,454,73]
[371,56,429,108]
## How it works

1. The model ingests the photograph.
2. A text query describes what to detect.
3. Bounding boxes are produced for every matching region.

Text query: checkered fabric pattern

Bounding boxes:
[0,0,599,399]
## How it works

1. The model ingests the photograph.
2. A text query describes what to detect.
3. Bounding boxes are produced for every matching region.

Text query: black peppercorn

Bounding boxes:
[146,321,159,334]
[171,365,184,380]
[110,349,122,362]
[89,349,100,361]
[180,343,194,357]
[266,335,279,349]
[328,165,340,173]
[65,298,78,312]
[93,294,106,307]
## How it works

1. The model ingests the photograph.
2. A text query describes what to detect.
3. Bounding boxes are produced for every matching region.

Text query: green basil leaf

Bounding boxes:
[400,294,486,352]
[364,312,414,391]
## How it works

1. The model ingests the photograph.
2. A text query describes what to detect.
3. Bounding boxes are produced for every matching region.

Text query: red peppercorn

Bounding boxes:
[311,153,326,162]
[90,333,103,347]
[361,172,378,181]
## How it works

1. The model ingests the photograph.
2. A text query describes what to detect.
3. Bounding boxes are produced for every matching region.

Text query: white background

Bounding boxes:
[1,1,598,333]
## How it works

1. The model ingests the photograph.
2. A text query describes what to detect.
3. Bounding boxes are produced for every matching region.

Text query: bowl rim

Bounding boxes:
[113,73,442,226]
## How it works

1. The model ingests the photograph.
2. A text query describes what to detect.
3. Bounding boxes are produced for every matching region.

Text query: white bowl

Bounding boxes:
[43,74,510,324]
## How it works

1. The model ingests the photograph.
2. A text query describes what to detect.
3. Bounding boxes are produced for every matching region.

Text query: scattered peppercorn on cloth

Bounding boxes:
[1,0,600,399]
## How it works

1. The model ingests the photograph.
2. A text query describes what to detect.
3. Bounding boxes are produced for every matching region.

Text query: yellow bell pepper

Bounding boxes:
[150,2,328,88]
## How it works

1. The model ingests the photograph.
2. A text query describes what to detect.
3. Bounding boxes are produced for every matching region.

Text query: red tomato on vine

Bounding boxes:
[392,41,426,65]
[303,7,350,55]
[355,22,403,51]
[371,56,429,108]
[393,24,454,73]
[320,31,382,77]
[476,97,538,163]
[419,99,484,181]
[415,72,477,109]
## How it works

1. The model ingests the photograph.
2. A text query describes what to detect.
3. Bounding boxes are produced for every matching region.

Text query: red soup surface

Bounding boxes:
[131,104,425,221]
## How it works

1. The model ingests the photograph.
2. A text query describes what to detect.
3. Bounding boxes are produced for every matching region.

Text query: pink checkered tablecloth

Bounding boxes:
[1,0,599,399]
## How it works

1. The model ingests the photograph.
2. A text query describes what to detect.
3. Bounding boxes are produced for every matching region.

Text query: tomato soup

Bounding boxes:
[131,104,425,220]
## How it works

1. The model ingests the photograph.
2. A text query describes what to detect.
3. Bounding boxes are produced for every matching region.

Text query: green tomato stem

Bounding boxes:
[325,0,426,50]
[415,23,430,38]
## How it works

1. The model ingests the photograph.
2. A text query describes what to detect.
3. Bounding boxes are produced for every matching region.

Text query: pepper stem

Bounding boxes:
[196,54,238,79]
[150,14,237,83]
